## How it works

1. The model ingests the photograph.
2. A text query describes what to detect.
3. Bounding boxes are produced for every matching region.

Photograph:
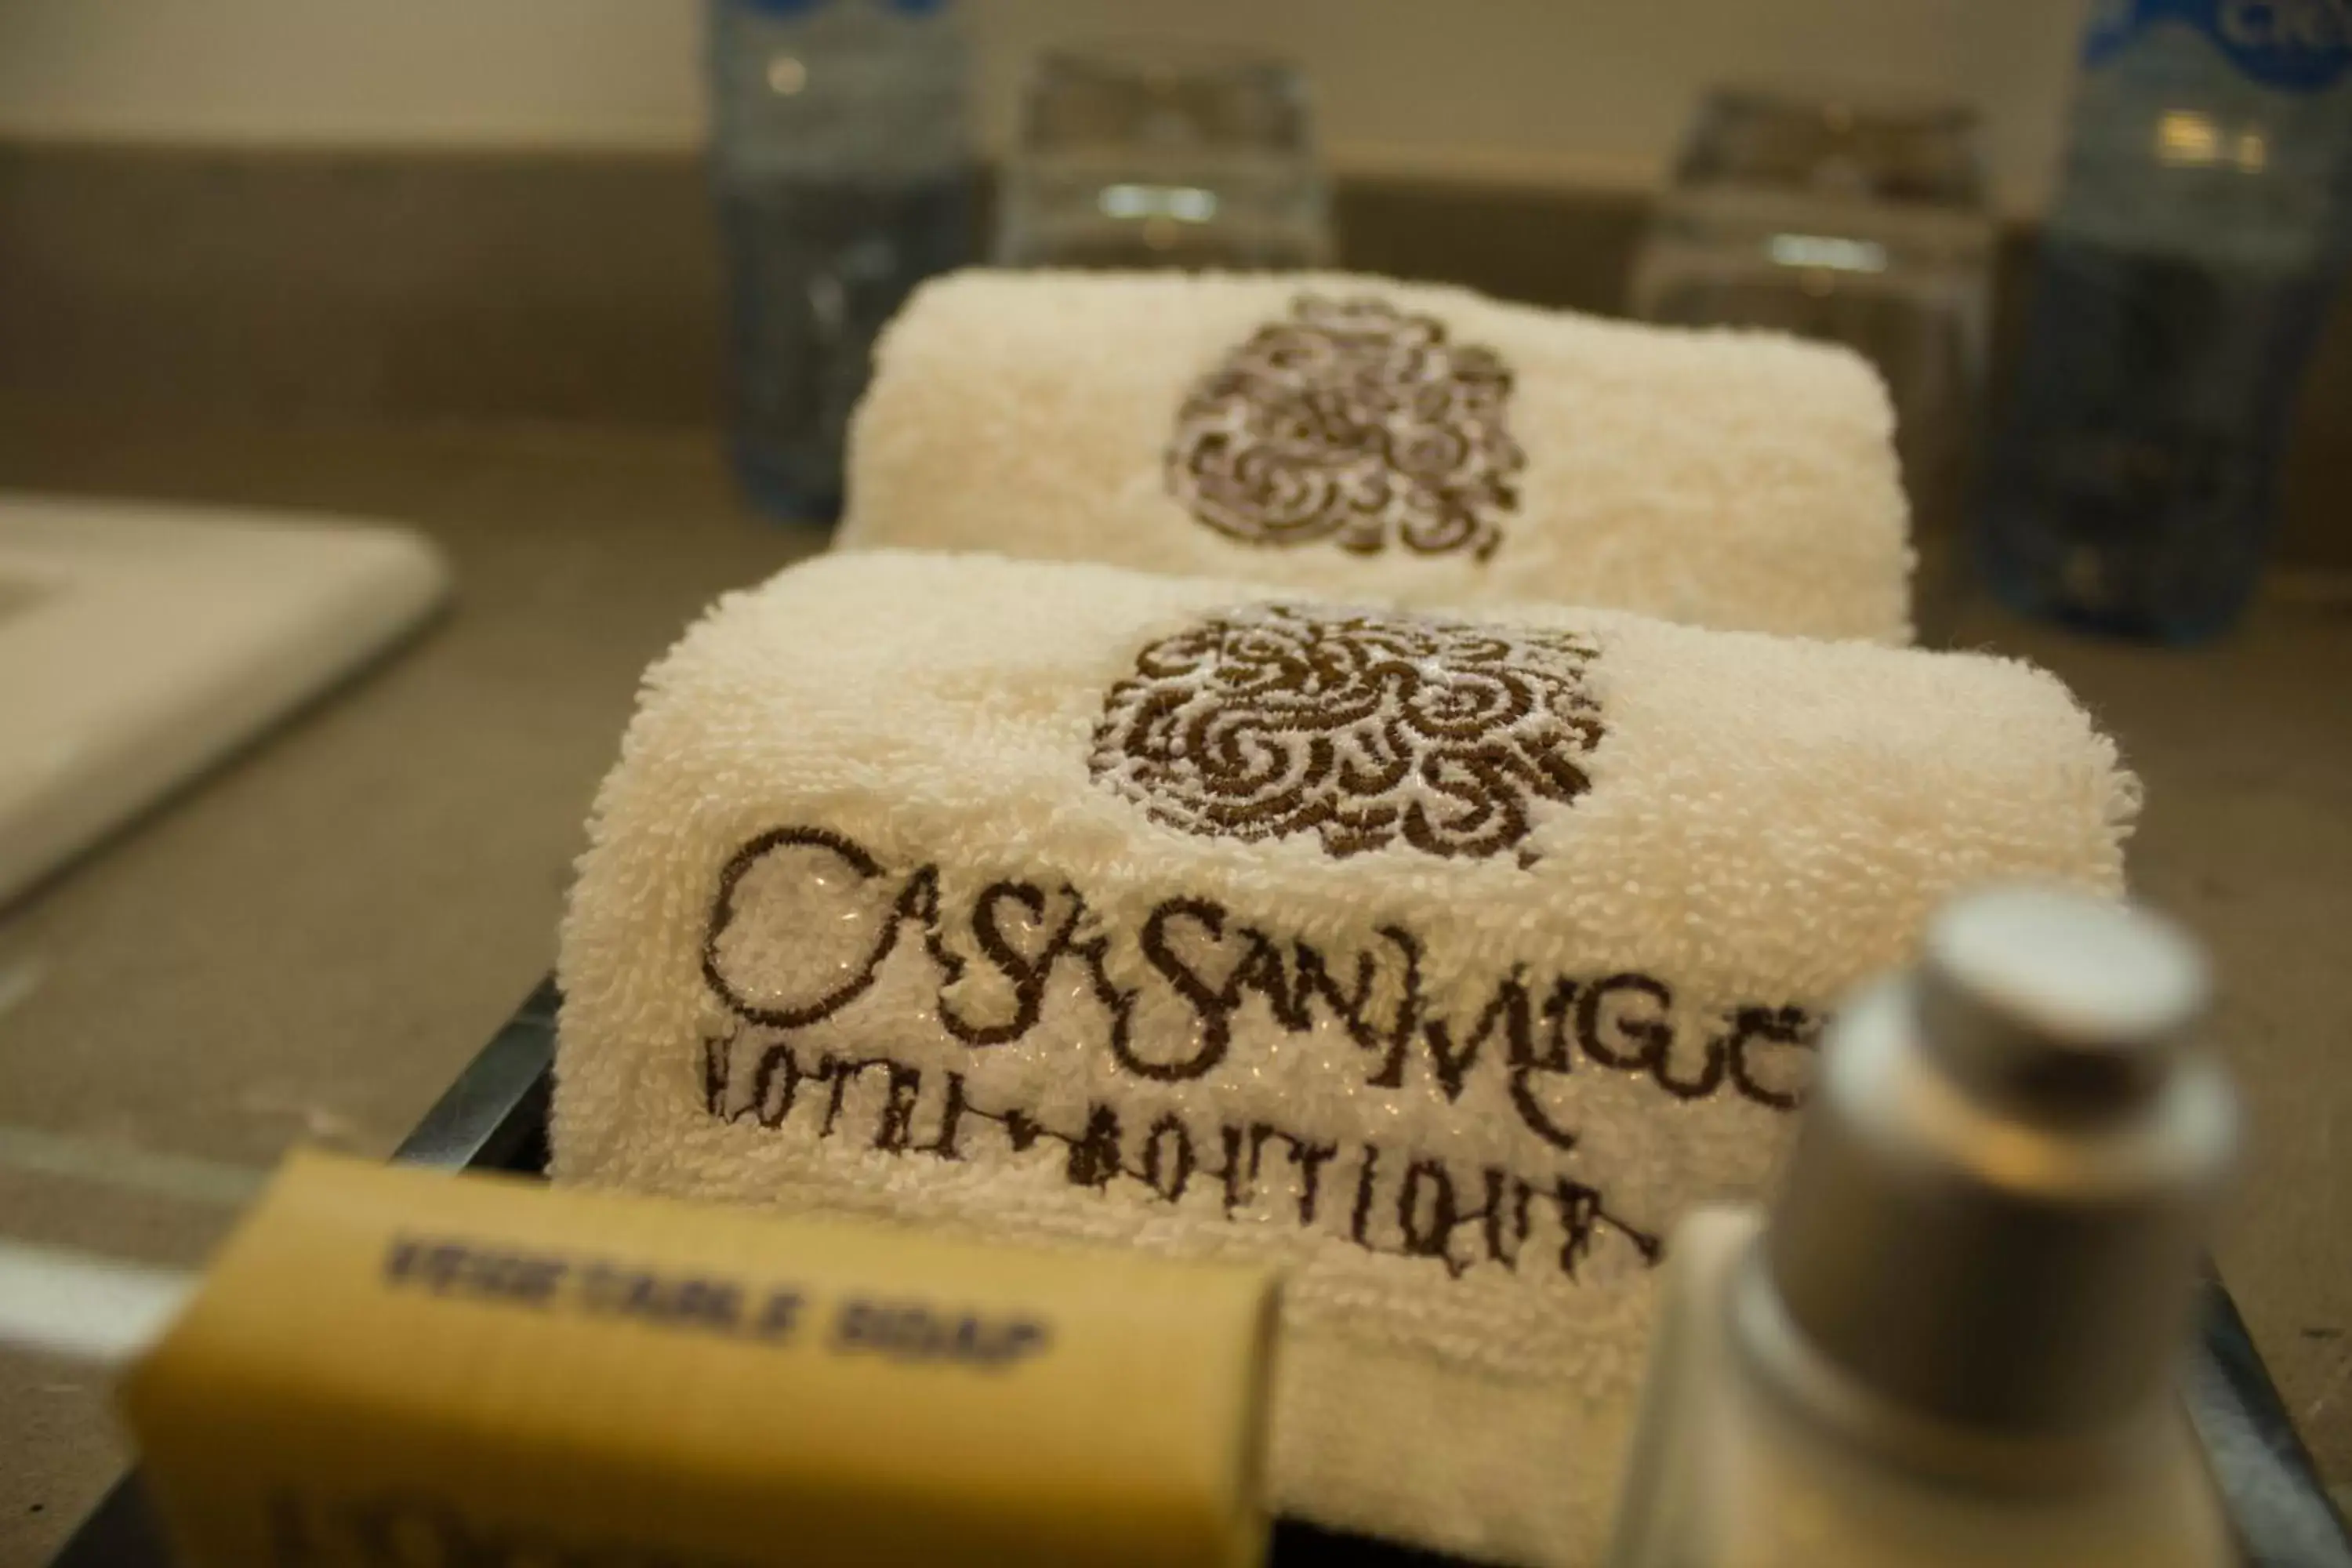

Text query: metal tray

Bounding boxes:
[52,979,2352,1567]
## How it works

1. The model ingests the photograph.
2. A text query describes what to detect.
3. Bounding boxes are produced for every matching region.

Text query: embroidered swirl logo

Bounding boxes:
[1166,296,1525,563]
[1090,604,1602,862]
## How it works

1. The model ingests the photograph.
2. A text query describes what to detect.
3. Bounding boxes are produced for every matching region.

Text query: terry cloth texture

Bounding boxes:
[554,550,2136,1566]
[835,270,1914,643]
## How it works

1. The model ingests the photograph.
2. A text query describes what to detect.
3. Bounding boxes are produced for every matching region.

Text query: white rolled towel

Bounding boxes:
[554,550,2133,1566]
[836,270,1914,644]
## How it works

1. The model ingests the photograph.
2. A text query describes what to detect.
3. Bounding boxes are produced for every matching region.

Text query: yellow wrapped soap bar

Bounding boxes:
[121,1151,1276,1568]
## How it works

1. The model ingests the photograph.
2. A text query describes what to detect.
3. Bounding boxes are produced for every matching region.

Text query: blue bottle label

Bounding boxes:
[2085,0,2352,89]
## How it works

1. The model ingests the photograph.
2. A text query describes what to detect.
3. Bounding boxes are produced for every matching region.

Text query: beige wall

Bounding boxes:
[0,0,2091,210]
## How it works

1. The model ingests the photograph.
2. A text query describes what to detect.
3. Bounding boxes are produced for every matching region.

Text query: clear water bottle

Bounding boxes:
[707,0,970,521]
[1976,0,2352,642]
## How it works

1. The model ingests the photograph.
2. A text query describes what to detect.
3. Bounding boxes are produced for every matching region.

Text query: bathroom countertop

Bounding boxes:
[0,412,2346,1563]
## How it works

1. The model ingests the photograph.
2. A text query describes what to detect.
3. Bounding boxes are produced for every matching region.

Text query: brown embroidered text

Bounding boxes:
[702,826,1815,1135]
[703,1030,1664,1283]
[699,824,1819,1286]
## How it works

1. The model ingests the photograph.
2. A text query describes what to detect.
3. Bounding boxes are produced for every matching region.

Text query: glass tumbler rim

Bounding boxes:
[1709,78,1982,132]
[1017,38,1316,154]
[1030,38,1309,89]
[1678,78,1989,208]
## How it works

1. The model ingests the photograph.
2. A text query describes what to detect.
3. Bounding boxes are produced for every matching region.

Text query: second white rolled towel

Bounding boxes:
[837,270,1915,642]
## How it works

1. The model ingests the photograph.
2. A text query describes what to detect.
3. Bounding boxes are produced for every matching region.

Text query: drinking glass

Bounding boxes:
[993,43,1334,270]
[1630,84,1995,642]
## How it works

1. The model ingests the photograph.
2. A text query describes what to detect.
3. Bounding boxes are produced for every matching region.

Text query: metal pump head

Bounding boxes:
[1762,886,2238,1436]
